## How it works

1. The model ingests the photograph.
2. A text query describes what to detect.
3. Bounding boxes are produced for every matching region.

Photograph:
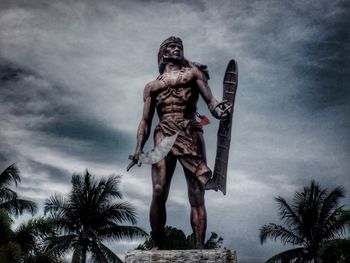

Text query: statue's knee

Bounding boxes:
[153,184,164,198]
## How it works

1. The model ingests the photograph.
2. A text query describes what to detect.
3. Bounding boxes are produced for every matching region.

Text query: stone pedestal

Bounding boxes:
[125,249,237,263]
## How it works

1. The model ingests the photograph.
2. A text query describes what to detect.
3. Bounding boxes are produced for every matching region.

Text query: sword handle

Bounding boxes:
[126,155,142,171]
[126,160,136,172]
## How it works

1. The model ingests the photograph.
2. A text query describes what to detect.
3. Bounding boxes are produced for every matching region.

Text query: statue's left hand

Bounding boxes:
[211,100,232,120]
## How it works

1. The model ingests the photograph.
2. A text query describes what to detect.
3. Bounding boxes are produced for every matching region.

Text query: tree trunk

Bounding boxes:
[81,245,87,263]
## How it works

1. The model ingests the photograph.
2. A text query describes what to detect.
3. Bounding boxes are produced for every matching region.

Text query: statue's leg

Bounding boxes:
[184,169,207,249]
[183,129,208,248]
[150,132,177,249]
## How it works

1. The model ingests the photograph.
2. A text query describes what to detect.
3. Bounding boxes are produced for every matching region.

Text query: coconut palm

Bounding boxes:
[44,170,147,263]
[260,180,350,263]
[0,163,37,217]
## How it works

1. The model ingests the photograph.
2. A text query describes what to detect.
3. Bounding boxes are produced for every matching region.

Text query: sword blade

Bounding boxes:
[139,132,178,164]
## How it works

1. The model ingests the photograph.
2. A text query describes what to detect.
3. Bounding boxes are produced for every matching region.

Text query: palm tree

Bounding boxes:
[44,170,147,263]
[260,180,350,263]
[0,163,37,217]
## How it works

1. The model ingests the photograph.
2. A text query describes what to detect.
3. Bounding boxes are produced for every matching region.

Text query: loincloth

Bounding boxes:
[154,118,212,186]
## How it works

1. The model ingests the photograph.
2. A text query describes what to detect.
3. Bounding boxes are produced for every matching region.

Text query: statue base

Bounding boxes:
[125,249,237,263]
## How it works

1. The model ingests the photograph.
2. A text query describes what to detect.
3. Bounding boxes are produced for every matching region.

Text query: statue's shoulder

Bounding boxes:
[143,77,164,97]
[143,80,157,98]
[189,61,210,80]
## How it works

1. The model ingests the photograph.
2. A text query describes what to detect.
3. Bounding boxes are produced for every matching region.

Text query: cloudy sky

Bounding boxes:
[0,0,349,262]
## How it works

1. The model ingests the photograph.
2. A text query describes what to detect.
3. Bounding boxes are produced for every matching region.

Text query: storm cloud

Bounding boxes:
[0,0,349,262]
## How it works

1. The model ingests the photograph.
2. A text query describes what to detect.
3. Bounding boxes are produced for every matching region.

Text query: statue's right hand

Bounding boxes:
[127,150,143,172]
[132,150,143,165]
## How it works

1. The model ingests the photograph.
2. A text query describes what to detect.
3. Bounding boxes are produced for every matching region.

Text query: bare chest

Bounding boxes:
[157,68,194,88]
[154,68,198,107]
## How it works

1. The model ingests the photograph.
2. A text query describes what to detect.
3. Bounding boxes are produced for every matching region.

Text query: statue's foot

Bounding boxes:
[195,244,205,250]
[204,179,218,191]
[151,246,161,251]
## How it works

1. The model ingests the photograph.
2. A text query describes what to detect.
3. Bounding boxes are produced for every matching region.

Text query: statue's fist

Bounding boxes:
[210,100,232,120]
[132,150,143,165]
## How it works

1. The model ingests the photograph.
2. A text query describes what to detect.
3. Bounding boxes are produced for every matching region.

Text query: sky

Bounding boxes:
[0,0,349,262]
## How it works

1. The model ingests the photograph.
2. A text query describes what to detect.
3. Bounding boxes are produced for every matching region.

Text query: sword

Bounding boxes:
[126,133,178,171]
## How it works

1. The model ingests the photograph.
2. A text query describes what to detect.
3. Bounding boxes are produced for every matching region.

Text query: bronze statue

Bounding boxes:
[129,36,236,249]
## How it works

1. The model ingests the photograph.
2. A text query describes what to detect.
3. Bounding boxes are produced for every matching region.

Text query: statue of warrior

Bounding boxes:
[130,36,232,249]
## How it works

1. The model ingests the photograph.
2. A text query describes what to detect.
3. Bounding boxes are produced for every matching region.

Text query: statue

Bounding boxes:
[128,36,237,249]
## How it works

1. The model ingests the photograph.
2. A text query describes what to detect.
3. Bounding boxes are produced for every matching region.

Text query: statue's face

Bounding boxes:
[163,42,183,61]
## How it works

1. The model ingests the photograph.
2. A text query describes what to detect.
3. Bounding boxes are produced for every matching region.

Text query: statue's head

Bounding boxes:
[158,36,189,74]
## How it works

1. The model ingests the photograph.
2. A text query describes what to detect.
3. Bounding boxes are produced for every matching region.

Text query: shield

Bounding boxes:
[212,59,238,195]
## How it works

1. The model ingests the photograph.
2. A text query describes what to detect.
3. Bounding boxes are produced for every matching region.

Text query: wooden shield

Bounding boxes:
[213,59,238,195]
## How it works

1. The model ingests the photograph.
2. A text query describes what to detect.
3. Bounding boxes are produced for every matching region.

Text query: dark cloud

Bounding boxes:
[0,1,349,262]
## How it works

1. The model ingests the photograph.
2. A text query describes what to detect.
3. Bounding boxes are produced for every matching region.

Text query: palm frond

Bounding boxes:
[99,242,123,263]
[320,207,350,241]
[99,202,138,225]
[0,187,17,203]
[46,234,78,255]
[0,163,20,187]
[16,217,57,240]
[96,175,123,203]
[89,242,109,263]
[319,186,345,225]
[260,223,303,245]
[44,194,66,215]
[1,198,37,216]
[98,224,147,241]
[90,241,123,263]
[275,196,301,229]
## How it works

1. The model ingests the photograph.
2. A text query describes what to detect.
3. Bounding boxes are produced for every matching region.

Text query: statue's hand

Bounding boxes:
[132,149,143,166]
[127,149,143,171]
[210,100,232,120]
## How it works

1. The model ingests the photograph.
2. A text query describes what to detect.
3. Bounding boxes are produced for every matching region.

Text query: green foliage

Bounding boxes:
[45,170,147,263]
[204,232,224,249]
[0,211,62,263]
[15,217,62,263]
[0,209,14,244]
[0,241,22,263]
[317,239,350,263]
[136,226,224,250]
[260,180,350,263]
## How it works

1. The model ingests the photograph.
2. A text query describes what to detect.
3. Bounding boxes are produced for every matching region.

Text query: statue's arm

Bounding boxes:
[133,83,155,160]
[195,67,231,119]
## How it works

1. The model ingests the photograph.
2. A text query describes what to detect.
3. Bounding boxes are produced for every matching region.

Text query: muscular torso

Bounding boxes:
[151,67,199,120]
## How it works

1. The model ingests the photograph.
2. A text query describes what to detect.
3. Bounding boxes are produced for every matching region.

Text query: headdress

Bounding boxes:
[159,36,183,49]
[158,36,186,74]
